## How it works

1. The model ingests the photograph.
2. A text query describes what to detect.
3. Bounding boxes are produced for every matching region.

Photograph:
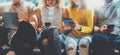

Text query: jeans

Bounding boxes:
[91,33,113,55]
[37,29,62,55]
[113,35,120,50]
[60,34,92,55]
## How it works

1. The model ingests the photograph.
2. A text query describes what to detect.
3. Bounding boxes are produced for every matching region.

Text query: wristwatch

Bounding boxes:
[78,25,82,31]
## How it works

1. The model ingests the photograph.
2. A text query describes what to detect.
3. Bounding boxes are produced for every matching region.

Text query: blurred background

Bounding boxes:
[0,0,105,9]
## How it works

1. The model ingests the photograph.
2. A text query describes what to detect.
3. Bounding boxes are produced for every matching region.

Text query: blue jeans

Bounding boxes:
[37,29,62,55]
[60,34,92,55]
[113,35,120,50]
[91,33,119,55]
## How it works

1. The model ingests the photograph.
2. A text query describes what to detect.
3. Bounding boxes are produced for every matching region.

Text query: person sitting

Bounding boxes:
[60,0,94,55]
[35,0,68,55]
[0,0,36,55]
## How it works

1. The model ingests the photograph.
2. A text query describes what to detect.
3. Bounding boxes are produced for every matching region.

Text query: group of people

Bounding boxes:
[0,0,120,55]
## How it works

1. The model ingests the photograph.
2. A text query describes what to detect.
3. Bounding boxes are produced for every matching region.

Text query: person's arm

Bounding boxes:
[27,2,36,22]
[80,9,94,33]
[94,26,100,32]
[27,2,42,30]
[36,8,42,28]
[58,8,69,32]
[35,8,42,32]
[62,8,69,18]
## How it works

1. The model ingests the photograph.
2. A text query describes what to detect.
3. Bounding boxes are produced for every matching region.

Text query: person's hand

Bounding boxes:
[12,20,20,27]
[61,22,74,33]
[59,22,67,32]
[30,22,36,28]
[6,51,15,55]
[37,28,42,33]
[94,26,100,32]
[41,25,46,29]
[100,24,108,32]
[69,22,81,30]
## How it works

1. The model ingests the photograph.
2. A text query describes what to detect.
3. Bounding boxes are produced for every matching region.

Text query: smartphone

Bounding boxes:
[107,24,114,32]
[45,22,51,27]
[107,24,114,29]
[63,18,74,27]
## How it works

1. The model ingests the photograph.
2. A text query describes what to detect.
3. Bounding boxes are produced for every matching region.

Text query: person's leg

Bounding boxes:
[79,36,92,55]
[36,30,43,41]
[64,35,77,55]
[0,48,3,55]
[91,33,110,55]
[54,29,62,55]
[114,35,120,54]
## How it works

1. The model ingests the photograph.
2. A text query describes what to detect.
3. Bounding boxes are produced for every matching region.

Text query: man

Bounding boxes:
[91,0,120,55]
[0,0,36,55]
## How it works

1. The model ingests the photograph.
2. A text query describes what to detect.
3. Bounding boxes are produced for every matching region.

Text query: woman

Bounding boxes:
[0,0,36,55]
[63,0,94,55]
[36,0,68,29]
[36,0,68,55]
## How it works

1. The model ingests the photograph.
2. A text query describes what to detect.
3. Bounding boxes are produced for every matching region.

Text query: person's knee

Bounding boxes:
[65,37,77,48]
[66,39,77,53]
[79,37,91,48]
[67,43,77,50]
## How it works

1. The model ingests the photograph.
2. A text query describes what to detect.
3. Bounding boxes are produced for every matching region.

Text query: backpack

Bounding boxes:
[37,28,61,55]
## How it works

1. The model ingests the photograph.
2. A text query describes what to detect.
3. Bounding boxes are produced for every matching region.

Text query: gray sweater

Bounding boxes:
[95,0,120,35]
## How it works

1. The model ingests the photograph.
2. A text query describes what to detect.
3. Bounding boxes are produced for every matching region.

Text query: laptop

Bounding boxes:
[2,12,18,29]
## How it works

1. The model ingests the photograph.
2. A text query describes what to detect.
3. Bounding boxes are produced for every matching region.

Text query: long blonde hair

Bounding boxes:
[69,0,88,9]
[40,0,62,8]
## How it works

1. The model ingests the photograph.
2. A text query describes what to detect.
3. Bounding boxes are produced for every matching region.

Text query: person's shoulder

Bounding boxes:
[62,7,67,11]
[85,8,94,13]
[64,6,72,12]
[35,7,41,11]
[112,0,120,8]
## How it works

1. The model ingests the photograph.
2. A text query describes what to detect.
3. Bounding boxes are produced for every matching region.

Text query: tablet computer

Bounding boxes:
[63,18,74,27]
[2,12,18,29]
